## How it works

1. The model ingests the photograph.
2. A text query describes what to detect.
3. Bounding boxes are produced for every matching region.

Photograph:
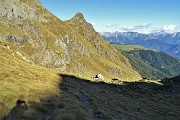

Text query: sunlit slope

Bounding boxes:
[0,0,141,81]
[0,41,60,117]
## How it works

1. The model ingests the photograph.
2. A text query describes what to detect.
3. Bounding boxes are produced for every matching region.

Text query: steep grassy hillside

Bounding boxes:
[113,44,180,79]
[0,0,141,81]
[0,41,60,118]
[1,41,179,119]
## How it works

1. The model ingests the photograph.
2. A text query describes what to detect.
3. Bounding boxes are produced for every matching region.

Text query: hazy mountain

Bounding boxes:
[101,32,180,59]
[113,44,180,79]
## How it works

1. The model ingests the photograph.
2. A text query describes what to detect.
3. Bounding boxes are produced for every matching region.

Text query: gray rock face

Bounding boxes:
[0,35,29,45]
[39,49,70,71]
[0,0,49,22]
[0,0,35,19]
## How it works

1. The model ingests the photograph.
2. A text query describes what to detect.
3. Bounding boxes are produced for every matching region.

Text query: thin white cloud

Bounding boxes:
[121,23,152,31]
[162,25,176,31]
[151,25,179,33]
[105,24,119,30]
[105,24,119,27]
[101,23,179,33]
[104,23,152,32]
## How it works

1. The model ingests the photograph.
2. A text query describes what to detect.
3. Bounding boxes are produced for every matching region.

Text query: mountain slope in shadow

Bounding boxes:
[3,74,180,120]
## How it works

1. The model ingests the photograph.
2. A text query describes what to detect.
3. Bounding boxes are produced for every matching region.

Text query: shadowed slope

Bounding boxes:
[2,73,180,120]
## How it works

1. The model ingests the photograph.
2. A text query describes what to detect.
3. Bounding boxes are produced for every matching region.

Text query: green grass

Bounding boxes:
[113,44,158,52]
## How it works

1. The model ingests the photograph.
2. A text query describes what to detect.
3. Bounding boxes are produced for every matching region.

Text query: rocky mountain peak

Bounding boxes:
[74,12,84,19]
[67,12,94,32]
[67,12,87,25]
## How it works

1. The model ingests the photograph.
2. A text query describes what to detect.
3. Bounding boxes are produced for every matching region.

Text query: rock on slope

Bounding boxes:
[0,0,141,81]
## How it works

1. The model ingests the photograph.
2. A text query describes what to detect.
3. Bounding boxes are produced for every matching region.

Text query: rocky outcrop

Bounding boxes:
[94,74,104,81]
[0,0,49,22]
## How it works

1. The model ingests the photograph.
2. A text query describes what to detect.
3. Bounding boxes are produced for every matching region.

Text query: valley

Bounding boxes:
[113,44,180,79]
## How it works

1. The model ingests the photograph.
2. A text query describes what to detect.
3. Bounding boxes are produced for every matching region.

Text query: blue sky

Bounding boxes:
[39,0,180,33]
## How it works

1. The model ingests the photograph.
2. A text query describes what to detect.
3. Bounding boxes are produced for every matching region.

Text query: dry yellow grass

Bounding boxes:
[0,41,61,117]
[0,23,26,35]
[0,42,179,119]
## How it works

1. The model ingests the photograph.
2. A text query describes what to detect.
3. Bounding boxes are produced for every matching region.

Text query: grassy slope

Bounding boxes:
[38,12,141,81]
[113,44,158,52]
[64,14,141,81]
[0,41,179,119]
[0,0,141,81]
[0,41,60,118]
[113,44,180,79]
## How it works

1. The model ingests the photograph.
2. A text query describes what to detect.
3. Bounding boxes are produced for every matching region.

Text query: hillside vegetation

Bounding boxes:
[1,41,179,120]
[0,0,141,81]
[0,35,180,120]
[113,44,180,79]
[0,41,61,118]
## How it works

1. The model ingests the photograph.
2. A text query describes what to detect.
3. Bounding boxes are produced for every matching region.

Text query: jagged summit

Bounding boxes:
[66,12,96,39]
[74,12,84,19]
[66,12,95,32]
[67,12,87,24]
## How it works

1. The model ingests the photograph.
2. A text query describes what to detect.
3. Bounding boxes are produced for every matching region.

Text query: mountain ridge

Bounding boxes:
[0,0,141,81]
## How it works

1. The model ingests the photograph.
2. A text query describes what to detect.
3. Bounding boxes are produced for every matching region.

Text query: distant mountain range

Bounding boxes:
[101,32,180,59]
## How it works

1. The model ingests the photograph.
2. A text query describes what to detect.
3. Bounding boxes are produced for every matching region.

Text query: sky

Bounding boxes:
[39,0,180,33]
